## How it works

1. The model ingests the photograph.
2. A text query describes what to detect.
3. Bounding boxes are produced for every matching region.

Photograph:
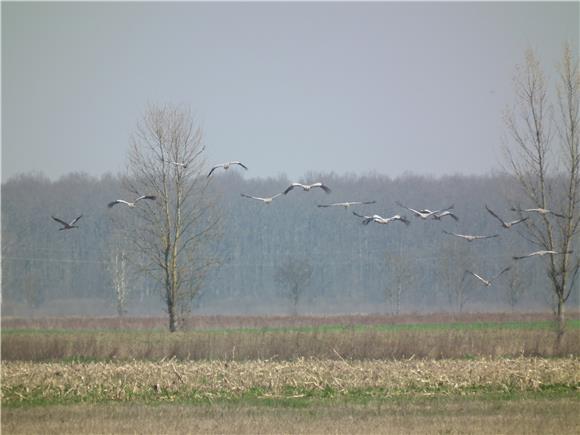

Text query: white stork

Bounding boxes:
[318,200,376,209]
[485,205,528,229]
[283,182,331,195]
[353,211,410,226]
[442,230,499,242]
[207,161,248,177]
[108,195,157,208]
[464,267,511,287]
[396,202,454,220]
[513,250,573,261]
[240,193,282,204]
[510,207,566,219]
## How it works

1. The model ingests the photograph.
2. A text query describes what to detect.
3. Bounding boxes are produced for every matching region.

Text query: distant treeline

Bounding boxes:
[1,171,566,316]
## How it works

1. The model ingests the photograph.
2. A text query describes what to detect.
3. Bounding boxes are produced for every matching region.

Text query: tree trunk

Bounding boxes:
[292,284,299,316]
[556,296,565,346]
[168,299,178,332]
[395,285,401,315]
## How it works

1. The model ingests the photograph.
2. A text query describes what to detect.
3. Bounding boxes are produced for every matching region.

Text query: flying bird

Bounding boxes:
[396,202,454,220]
[163,159,188,169]
[207,161,248,177]
[283,182,331,195]
[108,195,157,208]
[442,230,499,242]
[464,267,511,287]
[510,207,567,219]
[513,250,573,260]
[51,215,82,231]
[432,210,459,221]
[318,201,376,209]
[485,205,528,228]
[352,211,410,226]
[352,211,374,224]
[240,193,282,204]
[161,145,205,169]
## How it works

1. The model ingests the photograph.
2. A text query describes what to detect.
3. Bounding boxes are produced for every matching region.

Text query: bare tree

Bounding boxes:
[107,244,129,317]
[437,241,475,313]
[503,44,579,337]
[120,103,220,332]
[275,256,313,316]
[22,260,43,310]
[383,252,414,315]
[505,264,526,313]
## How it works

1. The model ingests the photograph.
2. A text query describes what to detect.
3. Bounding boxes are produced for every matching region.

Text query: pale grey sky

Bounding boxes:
[2,2,578,182]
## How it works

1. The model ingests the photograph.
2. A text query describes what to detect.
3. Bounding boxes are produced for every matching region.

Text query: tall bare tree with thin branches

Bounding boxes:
[119,103,220,332]
[503,44,579,337]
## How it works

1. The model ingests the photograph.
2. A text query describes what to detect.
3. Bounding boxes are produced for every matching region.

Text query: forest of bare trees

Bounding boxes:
[2,169,570,318]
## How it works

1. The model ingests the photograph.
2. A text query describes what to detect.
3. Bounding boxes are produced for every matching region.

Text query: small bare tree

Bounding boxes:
[503,44,579,337]
[437,241,475,313]
[108,247,129,317]
[383,252,414,315]
[275,256,313,316]
[22,261,42,310]
[119,103,220,332]
[505,264,526,313]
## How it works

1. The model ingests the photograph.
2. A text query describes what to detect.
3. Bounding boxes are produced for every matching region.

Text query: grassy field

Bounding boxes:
[3,313,580,361]
[2,313,579,434]
[3,395,579,434]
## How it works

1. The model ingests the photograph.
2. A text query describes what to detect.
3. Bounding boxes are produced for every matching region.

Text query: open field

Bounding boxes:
[3,313,580,361]
[2,358,579,434]
[3,314,579,433]
[4,311,579,330]
[3,395,580,434]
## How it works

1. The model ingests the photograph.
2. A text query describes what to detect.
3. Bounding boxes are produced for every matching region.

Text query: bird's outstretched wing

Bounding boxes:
[550,211,567,219]
[311,182,331,194]
[493,266,511,280]
[108,200,129,208]
[510,217,529,226]
[352,211,373,225]
[395,201,420,216]
[283,183,302,194]
[465,270,481,281]
[232,161,248,170]
[135,195,157,203]
[70,215,83,225]
[485,205,506,225]
[51,216,68,226]
[241,193,264,201]
[396,215,411,226]
[207,165,223,178]
[435,211,459,221]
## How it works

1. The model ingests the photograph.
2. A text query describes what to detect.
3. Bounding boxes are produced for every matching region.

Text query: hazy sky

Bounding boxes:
[2,2,578,182]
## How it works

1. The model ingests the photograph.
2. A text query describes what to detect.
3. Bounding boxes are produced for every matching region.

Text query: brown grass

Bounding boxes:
[3,358,579,405]
[3,328,580,361]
